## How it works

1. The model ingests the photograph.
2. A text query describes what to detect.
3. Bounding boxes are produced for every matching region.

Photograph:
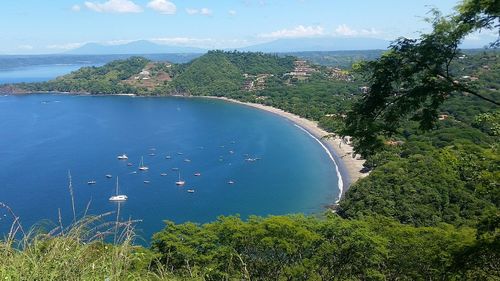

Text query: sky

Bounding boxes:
[1,0,497,54]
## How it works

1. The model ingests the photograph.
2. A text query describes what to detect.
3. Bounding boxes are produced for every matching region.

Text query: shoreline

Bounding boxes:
[198,96,368,201]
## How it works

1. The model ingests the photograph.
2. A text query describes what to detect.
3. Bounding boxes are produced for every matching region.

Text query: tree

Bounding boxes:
[343,0,499,156]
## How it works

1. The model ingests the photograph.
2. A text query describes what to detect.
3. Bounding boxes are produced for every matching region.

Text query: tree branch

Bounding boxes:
[442,75,500,106]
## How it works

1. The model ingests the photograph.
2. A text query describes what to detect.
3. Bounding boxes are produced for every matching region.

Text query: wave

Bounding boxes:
[293,124,344,203]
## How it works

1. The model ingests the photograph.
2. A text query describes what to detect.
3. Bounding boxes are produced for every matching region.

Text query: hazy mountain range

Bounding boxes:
[66,38,391,55]
[66,40,207,55]
[239,38,390,52]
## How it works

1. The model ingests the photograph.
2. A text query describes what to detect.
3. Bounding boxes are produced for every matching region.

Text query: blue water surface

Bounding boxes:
[0,94,338,242]
[0,64,97,84]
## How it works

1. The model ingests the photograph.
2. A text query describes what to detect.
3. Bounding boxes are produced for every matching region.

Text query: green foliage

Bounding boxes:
[287,50,384,69]
[148,215,484,280]
[19,56,149,95]
[339,148,498,227]
[0,213,156,280]
[254,78,357,121]
[172,51,244,96]
[343,1,499,157]
[474,110,500,136]
[222,50,295,75]
[2,214,488,280]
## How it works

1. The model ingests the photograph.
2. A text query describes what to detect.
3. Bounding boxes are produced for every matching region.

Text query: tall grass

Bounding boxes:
[0,172,179,280]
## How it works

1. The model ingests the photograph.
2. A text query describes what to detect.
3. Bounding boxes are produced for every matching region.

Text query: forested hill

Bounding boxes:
[7,51,297,95]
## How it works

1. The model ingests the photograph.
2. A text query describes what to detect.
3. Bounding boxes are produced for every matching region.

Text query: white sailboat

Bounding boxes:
[138,156,149,171]
[109,177,128,201]
[175,171,185,186]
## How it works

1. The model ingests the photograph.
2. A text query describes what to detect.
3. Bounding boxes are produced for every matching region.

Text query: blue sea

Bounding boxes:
[0,63,97,84]
[0,94,339,242]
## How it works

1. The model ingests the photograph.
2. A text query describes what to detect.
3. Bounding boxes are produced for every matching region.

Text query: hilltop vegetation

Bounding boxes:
[19,56,149,94]
[2,211,497,280]
[338,52,499,228]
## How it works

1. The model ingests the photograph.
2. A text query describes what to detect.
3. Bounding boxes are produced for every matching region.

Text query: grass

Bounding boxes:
[0,171,184,280]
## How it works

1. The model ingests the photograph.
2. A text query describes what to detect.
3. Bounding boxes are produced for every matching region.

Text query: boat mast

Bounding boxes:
[116,176,119,195]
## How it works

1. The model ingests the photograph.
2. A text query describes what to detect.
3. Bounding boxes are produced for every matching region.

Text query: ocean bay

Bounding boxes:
[0,94,339,241]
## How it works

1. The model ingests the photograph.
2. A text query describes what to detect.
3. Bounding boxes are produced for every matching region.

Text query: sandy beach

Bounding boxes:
[201,96,368,199]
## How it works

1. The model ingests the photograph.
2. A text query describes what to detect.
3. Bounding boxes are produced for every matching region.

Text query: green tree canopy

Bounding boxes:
[343,0,499,156]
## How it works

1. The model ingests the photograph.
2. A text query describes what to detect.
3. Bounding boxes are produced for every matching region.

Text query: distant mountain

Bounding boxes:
[66,40,207,55]
[239,37,391,53]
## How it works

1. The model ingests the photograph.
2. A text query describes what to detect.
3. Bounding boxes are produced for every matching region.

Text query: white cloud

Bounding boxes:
[334,24,357,36]
[259,25,324,39]
[18,45,34,50]
[105,39,135,45]
[150,37,250,49]
[185,8,198,15]
[151,37,213,45]
[334,24,381,37]
[46,42,85,50]
[228,10,237,16]
[71,4,81,12]
[360,28,380,36]
[200,8,212,16]
[185,7,212,16]
[84,0,142,13]
[147,0,176,15]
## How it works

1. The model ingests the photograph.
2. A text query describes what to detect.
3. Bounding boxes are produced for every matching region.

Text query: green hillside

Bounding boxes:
[172,51,244,96]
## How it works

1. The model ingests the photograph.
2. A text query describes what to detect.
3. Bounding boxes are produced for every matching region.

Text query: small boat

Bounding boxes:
[148,153,156,156]
[143,180,150,184]
[245,158,257,162]
[194,172,201,176]
[109,177,127,202]
[228,180,235,184]
[117,154,128,160]
[160,173,167,176]
[184,159,191,163]
[105,174,112,178]
[171,167,179,171]
[127,163,133,166]
[175,171,185,186]
[177,152,183,155]
[187,189,195,193]
[130,171,137,174]
[138,156,149,171]
[87,180,96,185]
[165,155,171,159]
[229,150,234,154]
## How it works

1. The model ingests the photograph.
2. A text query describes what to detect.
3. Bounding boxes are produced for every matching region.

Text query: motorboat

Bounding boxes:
[117,154,128,160]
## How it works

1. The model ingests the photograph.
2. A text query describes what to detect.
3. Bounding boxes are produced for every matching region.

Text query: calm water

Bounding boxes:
[0,94,339,242]
[0,64,97,84]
